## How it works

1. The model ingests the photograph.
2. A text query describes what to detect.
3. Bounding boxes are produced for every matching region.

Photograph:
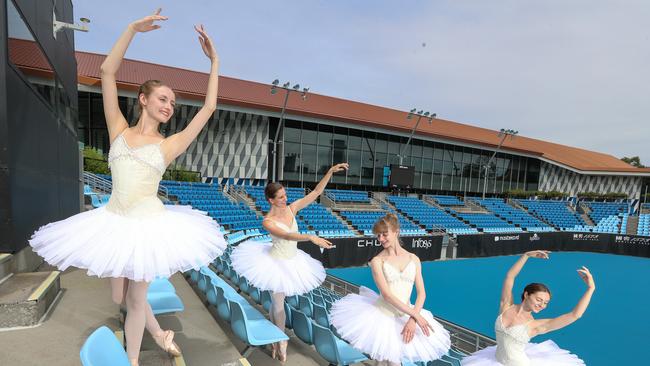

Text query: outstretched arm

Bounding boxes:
[262,219,333,249]
[100,9,167,143]
[531,267,595,336]
[290,163,348,212]
[499,250,550,313]
[164,24,219,162]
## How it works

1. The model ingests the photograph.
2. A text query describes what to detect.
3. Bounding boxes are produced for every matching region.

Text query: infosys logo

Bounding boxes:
[411,238,432,249]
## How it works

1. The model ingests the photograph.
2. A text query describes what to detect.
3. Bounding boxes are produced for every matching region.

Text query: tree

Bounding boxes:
[621,156,646,168]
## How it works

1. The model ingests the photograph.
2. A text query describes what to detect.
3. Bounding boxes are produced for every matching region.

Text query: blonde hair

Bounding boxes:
[372,213,401,235]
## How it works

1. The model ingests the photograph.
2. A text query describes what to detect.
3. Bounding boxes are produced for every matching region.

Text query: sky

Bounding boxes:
[71,0,650,164]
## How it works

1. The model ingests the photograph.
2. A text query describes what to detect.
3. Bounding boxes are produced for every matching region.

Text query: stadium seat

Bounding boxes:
[291,309,314,345]
[312,322,368,365]
[228,299,289,357]
[79,326,130,366]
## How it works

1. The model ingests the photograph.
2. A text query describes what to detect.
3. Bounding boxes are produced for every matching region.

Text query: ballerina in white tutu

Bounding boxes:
[230,162,347,361]
[330,213,451,365]
[29,9,226,365]
[462,251,595,366]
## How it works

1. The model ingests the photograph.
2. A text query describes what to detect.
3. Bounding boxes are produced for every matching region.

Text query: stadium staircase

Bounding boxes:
[0,253,62,329]
[577,203,596,226]
[626,215,639,235]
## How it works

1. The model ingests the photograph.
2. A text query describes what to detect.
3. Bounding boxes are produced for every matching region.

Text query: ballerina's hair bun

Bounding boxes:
[372,213,401,235]
[521,283,551,301]
[264,182,284,200]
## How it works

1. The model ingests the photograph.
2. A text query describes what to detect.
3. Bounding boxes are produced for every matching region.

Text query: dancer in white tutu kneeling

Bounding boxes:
[29,9,227,366]
[462,251,595,366]
[330,213,451,365]
[230,162,348,362]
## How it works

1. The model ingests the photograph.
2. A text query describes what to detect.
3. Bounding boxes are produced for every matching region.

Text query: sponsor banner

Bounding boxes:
[456,232,650,258]
[299,235,443,268]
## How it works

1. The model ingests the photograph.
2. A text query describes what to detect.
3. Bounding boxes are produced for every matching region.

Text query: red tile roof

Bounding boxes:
[10,38,650,174]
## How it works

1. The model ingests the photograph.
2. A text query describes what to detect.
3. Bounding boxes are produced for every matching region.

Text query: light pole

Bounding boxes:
[482,128,518,199]
[270,79,309,182]
[397,109,436,165]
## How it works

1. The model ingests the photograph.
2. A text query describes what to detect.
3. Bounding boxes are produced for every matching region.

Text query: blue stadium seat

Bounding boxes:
[80,326,130,366]
[312,322,368,365]
[229,300,290,357]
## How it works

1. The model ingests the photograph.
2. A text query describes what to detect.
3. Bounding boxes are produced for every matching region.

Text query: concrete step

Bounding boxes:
[626,215,639,235]
[0,253,15,284]
[0,270,61,328]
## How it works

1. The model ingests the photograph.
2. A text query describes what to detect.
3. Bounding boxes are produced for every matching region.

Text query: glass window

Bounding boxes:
[361,150,374,185]
[284,120,301,143]
[302,144,317,182]
[348,129,362,150]
[318,124,333,146]
[422,158,433,174]
[302,123,317,144]
[433,147,444,160]
[411,142,422,158]
[7,0,56,110]
[423,142,434,159]
[375,134,388,153]
[317,145,332,174]
[283,142,301,181]
[422,172,432,189]
[347,149,361,184]
[388,140,400,155]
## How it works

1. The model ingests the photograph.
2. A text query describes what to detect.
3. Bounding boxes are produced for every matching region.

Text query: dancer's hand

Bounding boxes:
[401,318,417,343]
[194,24,219,61]
[130,8,167,33]
[329,163,349,174]
[577,266,595,289]
[310,235,333,249]
[524,250,550,259]
[414,314,434,337]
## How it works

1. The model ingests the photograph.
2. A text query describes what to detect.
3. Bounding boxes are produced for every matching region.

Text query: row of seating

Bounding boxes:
[637,214,650,236]
[428,195,464,206]
[388,196,473,233]
[517,200,585,229]
[197,247,369,365]
[583,201,629,224]
[472,198,554,231]
[325,189,370,203]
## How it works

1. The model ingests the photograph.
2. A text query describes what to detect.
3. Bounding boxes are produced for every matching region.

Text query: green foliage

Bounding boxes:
[163,165,201,182]
[504,189,568,199]
[621,156,645,168]
[83,147,109,174]
[577,191,627,200]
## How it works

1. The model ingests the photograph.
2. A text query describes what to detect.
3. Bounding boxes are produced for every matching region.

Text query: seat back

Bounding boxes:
[216,286,231,322]
[298,295,313,317]
[312,303,330,327]
[291,309,313,345]
[228,300,250,343]
[260,290,272,312]
[311,322,339,365]
[79,326,130,366]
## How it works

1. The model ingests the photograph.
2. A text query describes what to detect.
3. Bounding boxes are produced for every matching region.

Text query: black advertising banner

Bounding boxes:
[456,232,650,259]
[299,235,443,268]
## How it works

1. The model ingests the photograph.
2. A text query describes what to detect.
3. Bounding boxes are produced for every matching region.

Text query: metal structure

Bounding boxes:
[397,109,436,165]
[482,128,518,199]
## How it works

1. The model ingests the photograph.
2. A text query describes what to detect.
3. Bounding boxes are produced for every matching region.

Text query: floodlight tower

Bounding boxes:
[397,109,436,165]
[482,128,518,199]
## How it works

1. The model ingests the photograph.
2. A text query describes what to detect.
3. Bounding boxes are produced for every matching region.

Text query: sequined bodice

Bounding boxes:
[495,312,531,366]
[375,259,416,316]
[105,133,167,217]
[269,216,299,259]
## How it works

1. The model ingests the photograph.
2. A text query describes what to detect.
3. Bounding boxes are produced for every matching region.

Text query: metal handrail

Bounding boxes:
[323,273,496,354]
[83,171,168,200]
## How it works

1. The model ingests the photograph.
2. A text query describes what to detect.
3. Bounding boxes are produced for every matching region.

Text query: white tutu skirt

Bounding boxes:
[330,286,451,363]
[29,205,226,282]
[462,340,585,366]
[229,240,325,296]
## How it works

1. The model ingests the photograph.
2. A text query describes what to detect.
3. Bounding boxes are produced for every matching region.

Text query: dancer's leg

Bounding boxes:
[145,302,163,337]
[124,280,149,362]
[270,292,286,331]
[270,292,287,361]
[110,277,129,305]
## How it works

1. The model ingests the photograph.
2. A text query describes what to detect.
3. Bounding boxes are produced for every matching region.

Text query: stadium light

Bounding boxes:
[270,79,309,182]
[397,109,436,165]
[482,128,518,199]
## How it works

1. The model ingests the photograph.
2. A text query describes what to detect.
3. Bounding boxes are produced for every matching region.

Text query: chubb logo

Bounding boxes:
[357,239,381,247]
[411,238,432,249]
[529,234,540,241]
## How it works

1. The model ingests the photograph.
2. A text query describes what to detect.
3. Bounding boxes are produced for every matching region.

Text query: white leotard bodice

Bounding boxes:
[105,132,168,217]
[495,311,532,366]
[268,215,299,259]
[375,258,416,316]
